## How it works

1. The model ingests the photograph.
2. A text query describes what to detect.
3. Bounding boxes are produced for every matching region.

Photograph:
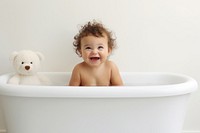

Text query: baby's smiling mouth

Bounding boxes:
[90,57,100,61]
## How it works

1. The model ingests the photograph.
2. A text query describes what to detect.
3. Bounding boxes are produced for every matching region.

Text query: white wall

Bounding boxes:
[0,0,200,132]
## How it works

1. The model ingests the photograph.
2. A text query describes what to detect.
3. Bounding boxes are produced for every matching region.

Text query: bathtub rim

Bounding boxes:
[0,72,198,98]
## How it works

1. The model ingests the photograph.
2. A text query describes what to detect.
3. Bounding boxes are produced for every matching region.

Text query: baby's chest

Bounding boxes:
[82,72,111,86]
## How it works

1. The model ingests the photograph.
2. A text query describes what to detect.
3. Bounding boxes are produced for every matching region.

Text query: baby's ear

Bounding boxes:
[78,49,82,57]
[36,52,45,61]
[9,51,18,61]
[108,48,112,55]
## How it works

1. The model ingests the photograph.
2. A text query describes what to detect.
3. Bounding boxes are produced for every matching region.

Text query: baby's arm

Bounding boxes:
[110,62,123,86]
[69,65,81,86]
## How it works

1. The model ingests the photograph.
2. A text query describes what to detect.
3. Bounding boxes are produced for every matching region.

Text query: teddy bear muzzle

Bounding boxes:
[25,66,30,70]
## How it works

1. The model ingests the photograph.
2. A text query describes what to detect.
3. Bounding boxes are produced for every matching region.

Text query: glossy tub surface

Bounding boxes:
[0,72,198,133]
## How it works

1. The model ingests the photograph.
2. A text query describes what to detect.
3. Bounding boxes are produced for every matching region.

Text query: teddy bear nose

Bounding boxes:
[25,66,30,70]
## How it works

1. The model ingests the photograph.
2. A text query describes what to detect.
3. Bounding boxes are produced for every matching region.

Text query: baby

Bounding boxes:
[69,20,123,86]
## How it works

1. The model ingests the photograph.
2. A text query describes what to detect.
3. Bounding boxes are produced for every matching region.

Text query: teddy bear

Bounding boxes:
[8,50,50,85]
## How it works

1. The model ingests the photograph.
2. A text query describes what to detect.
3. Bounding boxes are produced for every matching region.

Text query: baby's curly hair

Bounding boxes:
[73,20,116,56]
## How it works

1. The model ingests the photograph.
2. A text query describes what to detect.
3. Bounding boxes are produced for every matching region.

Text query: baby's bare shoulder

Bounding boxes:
[106,60,117,68]
[73,62,90,75]
[71,63,84,75]
[74,62,85,69]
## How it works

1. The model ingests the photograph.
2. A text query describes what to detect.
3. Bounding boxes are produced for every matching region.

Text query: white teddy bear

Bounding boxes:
[8,50,50,85]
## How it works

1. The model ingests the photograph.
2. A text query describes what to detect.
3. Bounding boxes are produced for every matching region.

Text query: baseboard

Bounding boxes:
[0,129,199,133]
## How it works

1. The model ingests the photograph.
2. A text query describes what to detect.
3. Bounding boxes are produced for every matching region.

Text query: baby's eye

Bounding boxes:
[21,62,24,64]
[30,62,33,64]
[85,47,92,50]
[98,46,104,50]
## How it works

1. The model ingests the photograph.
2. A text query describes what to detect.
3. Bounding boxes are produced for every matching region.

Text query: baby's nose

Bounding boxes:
[92,49,98,54]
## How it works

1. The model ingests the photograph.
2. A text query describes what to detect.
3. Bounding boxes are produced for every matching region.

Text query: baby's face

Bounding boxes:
[80,35,111,67]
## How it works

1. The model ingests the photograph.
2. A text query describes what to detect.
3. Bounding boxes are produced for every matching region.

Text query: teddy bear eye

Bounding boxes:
[30,62,33,64]
[21,62,24,64]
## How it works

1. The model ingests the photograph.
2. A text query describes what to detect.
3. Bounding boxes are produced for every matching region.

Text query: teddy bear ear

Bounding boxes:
[9,51,18,61]
[36,52,45,61]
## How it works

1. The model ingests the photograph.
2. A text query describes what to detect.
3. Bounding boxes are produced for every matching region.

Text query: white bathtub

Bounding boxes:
[0,72,198,133]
